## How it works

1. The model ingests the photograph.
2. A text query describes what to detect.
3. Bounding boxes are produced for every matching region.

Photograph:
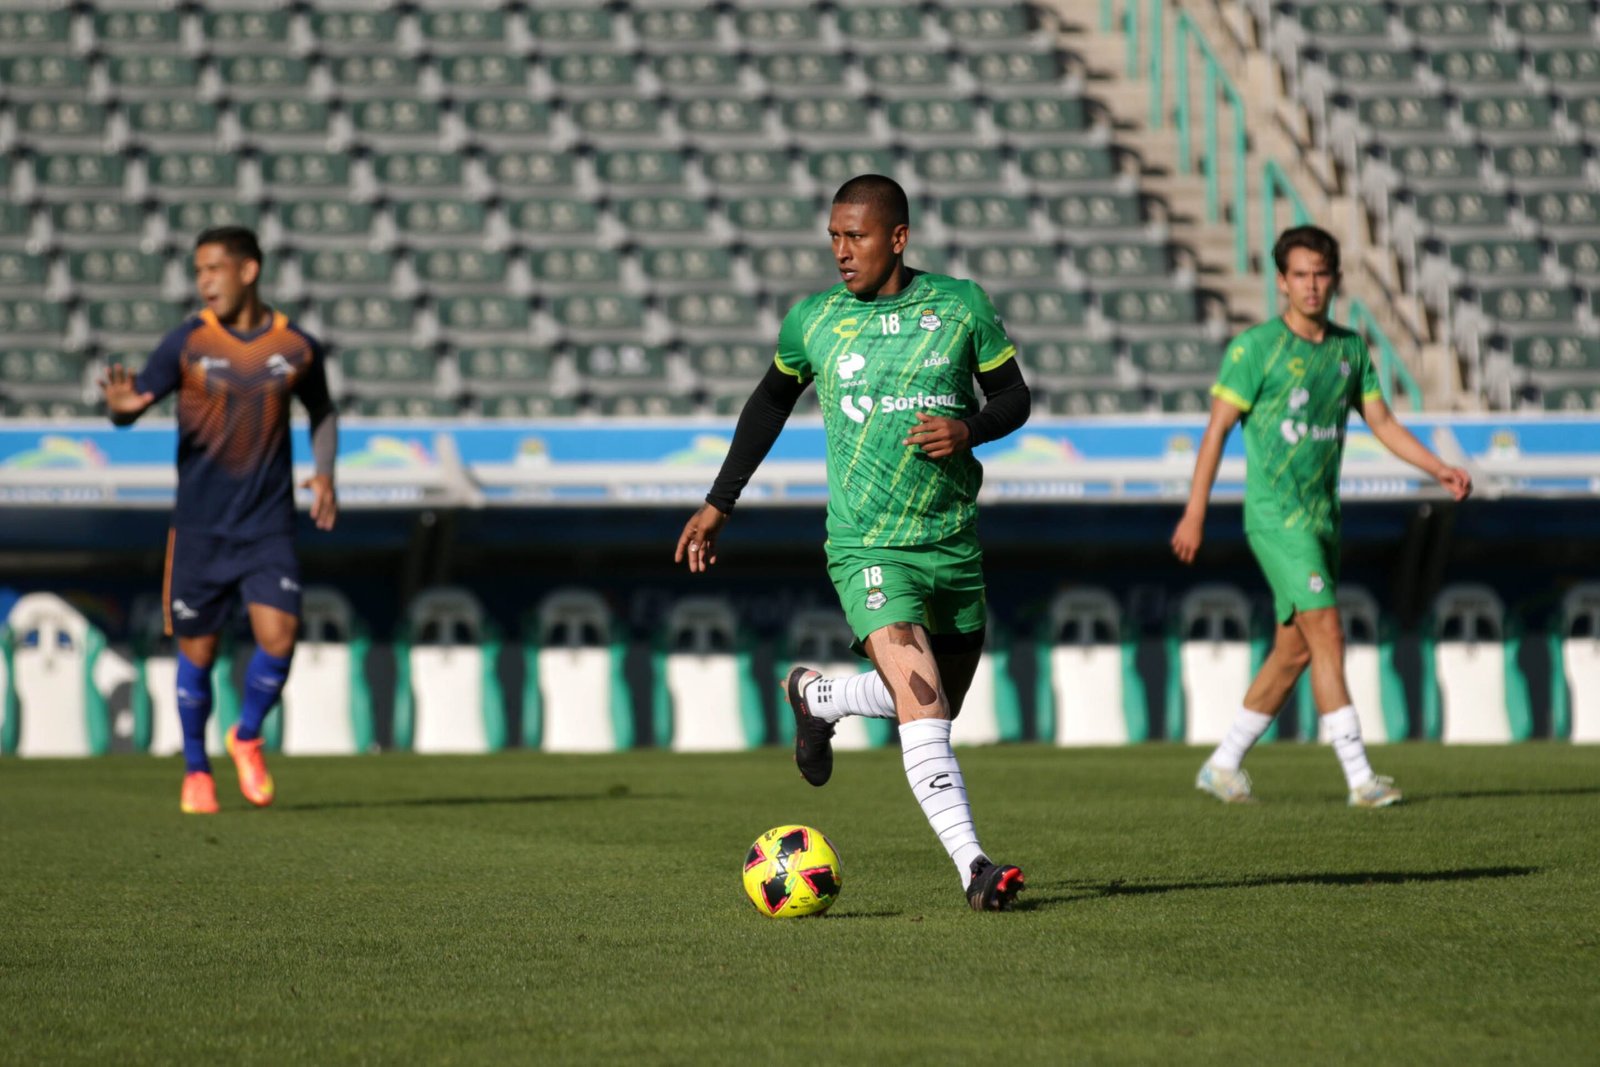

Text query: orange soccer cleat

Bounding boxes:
[225,725,275,808]
[180,771,219,815]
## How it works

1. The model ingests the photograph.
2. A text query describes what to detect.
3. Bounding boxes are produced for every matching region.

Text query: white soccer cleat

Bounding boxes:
[1348,775,1404,809]
[1195,761,1256,804]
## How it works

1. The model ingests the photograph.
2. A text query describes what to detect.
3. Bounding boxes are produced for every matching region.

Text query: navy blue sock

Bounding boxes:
[236,648,292,743]
[175,651,213,774]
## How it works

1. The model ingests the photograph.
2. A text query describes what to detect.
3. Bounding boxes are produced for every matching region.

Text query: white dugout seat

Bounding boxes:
[1307,586,1409,744]
[654,597,763,751]
[394,586,506,754]
[1037,588,1148,745]
[132,596,232,759]
[2,592,113,757]
[1167,584,1265,745]
[780,609,893,752]
[525,587,633,752]
[1422,584,1533,743]
[1552,583,1600,742]
[280,587,374,755]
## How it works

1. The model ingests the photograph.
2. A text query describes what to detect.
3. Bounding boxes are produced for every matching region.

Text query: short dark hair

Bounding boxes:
[832,174,910,228]
[194,225,263,266]
[1272,225,1339,275]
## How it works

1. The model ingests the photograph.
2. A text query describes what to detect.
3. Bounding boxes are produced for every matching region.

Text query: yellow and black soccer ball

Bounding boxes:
[742,825,842,918]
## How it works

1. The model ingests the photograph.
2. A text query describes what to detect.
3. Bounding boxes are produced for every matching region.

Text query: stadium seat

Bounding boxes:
[1048,192,1146,233]
[0,8,72,53]
[1,594,112,758]
[373,152,467,200]
[943,4,1035,42]
[990,95,1094,140]
[216,55,310,92]
[528,247,621,289]
[1166,584,1268,745]
[782,97,873,140]
[1,56,89,96]
[91,9,179,52]
[392,200,488,243]
[640,246,735,289]
[964,48,1065,91]
[318,296,415,340]
[1020,145,1120,186]
[837,5,931,48]
[438,55,529,93]
[1045,386,1148,416]
[595,150,687,189]
[349,99,443,148]
[1023,339,1119,383]
[1127,337,1211,379]
[0,203,29,246]
[392,587,506,754]
[414,248,507,291]
[962,243,1062,289]
[261,154,356,201]
[278,587,374,756]
[916,147,1006,187]
[506,198,598,239]
[0,349,89,396]
[551,293,646,336]
[302,249,396,291]
[634,6,719,49]
[1074,241,1172,281]
[237,99,333,143]
[276,200,374,246]
[993,289,1088,331]
[1506,0,1592,37]
[32,154,127,200]
[726,194,818,242]
[106,55,198,92]
[755,53,849,96]
[434,296,532,340]
[129,598,235,760]
[593,393,698,417]
[1035,588,1148,745]
[336,346,437,398]
[574,343,670,392]
[1400,1,1494,41]
[522,588,633,752]
[477,393,579,419]
[775,609,895,753]
[1551,583,1600,743]
[46,202,142,249]
[202,9,293,52]
[652,597,764,751]
[655,52,743,96]
[462,98,554,144]
[14,102,108,148]
[1297,586,1409,745]
[0,299,67,340]
[302,12,395,54]
[677,99,769,142]
[417,7,508,50]
[349,397,460,419]
[687,340,770,387]
[941,194,1033,235]
[807,148,898,189]
[1154,385,1212,415]
[548,53,638,95]
[529,7,617,46]
[66,250,166,297]
[734,6,826,51]
[0,252,48,291]
[1420,584,1534,743]
[862,53,952,93]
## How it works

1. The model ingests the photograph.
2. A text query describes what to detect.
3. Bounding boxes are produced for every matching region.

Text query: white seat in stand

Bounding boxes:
[781,608,891,752]
[1169,584,1258,745]
[4,592,110,757]
[655,596,761,752]
[281,587,373,755]
[396,586,505,754]
[1557,583,1600,743]
[529,587,632,752]
[1039,588,1147,746]
[1422,583,1532,743]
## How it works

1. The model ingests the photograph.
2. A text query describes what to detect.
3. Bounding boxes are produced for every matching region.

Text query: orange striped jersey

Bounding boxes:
[134,308,331,537]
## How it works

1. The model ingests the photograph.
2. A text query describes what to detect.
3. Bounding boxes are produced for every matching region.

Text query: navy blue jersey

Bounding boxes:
[135,308,331,537]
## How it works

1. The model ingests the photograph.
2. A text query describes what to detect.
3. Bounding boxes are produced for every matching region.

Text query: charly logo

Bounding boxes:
[919,308,942,331]
[840,395,875,423]
[865,587,887,611]
[833,317,861,339]
[1309,573,1325,593]
[836,351,866,381]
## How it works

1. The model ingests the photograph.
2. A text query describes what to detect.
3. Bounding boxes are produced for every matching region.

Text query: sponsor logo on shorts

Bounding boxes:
[919,309,942,332]
[1309,573,1325,593]
[171,599,198,621]
[280,576,301,593]
[865,587,887,611]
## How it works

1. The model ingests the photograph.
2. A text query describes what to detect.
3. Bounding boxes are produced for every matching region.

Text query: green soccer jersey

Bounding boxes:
[1211,318,1384,537]
[774,270,1019,549]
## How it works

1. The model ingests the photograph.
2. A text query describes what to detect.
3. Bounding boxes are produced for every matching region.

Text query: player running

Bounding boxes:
[100,226,338,814]
[1171,225,1471,807]
[675,175,1032,910]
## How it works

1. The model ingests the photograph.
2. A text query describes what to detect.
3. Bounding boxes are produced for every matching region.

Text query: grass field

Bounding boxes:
[3,743,1597,1065]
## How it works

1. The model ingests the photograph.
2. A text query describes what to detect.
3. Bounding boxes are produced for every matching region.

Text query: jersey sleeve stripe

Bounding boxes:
[977,344,1016,373]
[773,353,806,381]
[1361,388,1384,404]
[1211,382,1253,411]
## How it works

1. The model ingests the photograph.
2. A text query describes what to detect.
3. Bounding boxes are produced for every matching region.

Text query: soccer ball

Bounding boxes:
[742,824,842,918]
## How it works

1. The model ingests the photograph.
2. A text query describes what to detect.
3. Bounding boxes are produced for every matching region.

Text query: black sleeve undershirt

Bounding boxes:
[704,356,1032,514]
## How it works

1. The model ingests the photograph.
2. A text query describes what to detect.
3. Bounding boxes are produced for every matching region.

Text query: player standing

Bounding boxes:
[675,175,1033,910]
[100,227,338,814]
[1171,225,1471,806]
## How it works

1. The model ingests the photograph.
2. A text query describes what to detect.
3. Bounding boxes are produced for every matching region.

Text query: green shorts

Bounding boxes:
[825,530,988,653]
[1246,528,1341,624]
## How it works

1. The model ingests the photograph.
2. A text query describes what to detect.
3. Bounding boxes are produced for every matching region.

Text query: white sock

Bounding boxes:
[1208,708,1275,771]
[899,718,986,886]
[1323,705,1374,788]
[804,670,897,723]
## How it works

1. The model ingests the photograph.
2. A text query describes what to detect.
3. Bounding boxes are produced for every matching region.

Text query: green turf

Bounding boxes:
[3,744,1597,1064]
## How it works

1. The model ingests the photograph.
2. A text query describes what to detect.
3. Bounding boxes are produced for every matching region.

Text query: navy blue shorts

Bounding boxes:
[163,529,301,637]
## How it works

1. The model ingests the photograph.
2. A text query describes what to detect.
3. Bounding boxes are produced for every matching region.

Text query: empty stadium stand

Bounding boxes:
[0,1,1249,420]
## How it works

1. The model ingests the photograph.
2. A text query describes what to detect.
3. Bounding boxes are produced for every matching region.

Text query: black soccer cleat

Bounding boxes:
[786,666,835,787]
[966,856,1026,912]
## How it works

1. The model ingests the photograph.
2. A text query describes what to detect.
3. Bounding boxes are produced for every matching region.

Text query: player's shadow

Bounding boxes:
[280,789,658,813]
[1010,865,1540,910]
[1408,786,1600,803]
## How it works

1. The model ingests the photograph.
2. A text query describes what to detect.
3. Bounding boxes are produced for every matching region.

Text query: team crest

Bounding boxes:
[1308,573,1325,593]
[865,588,887,611]
[918,309,942,332]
